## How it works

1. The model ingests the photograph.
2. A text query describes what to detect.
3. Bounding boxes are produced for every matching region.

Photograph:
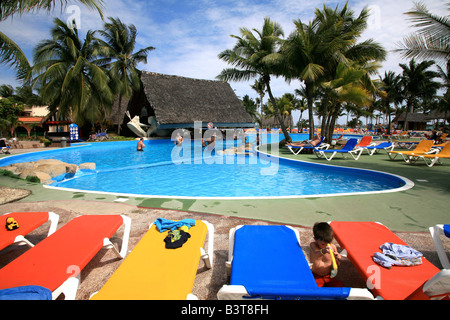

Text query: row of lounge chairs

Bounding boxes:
[286,136,450,167]
[387,139,450,167]
[1,212,449,300]
[0,211,212,300]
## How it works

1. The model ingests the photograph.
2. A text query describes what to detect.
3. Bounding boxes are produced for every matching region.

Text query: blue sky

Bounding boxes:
[0,0,447,124]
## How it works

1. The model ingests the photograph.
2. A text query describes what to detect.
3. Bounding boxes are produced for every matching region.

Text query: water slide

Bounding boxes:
[126,111,158,137]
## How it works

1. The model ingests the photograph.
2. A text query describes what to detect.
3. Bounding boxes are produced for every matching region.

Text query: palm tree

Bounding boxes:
[0,84,14,98]
[217,17,292,143]
[32,18,113,129]
[379,71,402,134]
[396,1,450,68]
[275,93,296,128]
[399,59,440,130]
[282,18,325,139]
[242,94,258,120]
[293,90,308,129]
[0,0,105,81]
[97,17,155,134]
[320,62,374,141]
[437,62,450,128]
[282,2,385,140]
[250,79,265,114]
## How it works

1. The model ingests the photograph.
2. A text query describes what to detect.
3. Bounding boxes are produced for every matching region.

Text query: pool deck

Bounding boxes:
[0,141,448,232]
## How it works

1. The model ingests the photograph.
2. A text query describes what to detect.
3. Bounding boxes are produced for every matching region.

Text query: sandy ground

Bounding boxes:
[1,198,448,300]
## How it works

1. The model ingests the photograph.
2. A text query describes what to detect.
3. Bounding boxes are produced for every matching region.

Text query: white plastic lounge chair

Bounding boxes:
[355,136,375,148]
[395,140,419,149]
[316,138,363,161]
[361,142,394,156]
[0,215,131,300]
[409,143,450,167]
[388,139,435,162]
[429,224,450,269]
[217,225,373,300]
[1,212,59,250]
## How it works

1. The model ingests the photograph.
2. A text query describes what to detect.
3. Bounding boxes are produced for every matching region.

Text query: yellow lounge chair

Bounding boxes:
[387,139,435,162]
[410,143,450,167]
[90,219,214,300]
[432,141,449,148]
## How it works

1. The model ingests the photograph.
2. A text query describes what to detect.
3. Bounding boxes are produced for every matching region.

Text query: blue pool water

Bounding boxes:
[0,134,409,198]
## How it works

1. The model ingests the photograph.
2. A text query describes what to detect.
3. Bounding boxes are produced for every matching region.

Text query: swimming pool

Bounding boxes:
[0,134,412,199]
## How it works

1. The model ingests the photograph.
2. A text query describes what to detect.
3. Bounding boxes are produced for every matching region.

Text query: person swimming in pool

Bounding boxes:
[137,138,145,151]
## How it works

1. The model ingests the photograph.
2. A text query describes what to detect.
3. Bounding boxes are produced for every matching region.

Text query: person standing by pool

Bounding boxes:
[255,132,260,146]
[137,138,145,151]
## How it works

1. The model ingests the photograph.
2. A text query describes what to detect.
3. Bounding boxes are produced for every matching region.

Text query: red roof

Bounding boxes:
[18,117,43,123]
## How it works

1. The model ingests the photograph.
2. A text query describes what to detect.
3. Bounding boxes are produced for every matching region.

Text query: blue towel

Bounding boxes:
[373,242,423,268]
[154,218,196,232]
[0,286,52,300]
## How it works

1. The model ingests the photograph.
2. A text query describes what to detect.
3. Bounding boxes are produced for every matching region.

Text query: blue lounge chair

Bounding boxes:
[286,137,329,155]
[217,225,373,300]
[361,142,394,156]
[315,138,363,161]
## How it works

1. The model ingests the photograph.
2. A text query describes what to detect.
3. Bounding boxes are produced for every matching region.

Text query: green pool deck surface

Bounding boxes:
[0,142,449,232]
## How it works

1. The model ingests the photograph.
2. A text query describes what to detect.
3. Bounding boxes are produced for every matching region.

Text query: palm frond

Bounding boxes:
[406,2,450,40]
[397,34,450,65]
[216,68,258,82]
[0,0,105,21]
[397,1,450,67]
[0,30,31,81]
[300,63,325,82]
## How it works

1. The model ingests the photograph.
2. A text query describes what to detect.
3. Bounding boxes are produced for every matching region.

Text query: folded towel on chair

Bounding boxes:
[373,242,423,268]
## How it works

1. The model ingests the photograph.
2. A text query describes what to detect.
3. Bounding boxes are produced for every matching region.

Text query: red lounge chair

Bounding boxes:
[1,212,59,250]
[355,136,374,148]
[0,215,131,300]
[329,221,450,300]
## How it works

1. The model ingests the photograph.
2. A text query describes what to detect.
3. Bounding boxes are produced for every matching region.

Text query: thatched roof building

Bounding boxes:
[123,72,254,135]
[392,112,449,131]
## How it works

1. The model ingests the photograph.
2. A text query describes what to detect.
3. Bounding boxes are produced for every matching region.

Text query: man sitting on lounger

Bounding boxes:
[287,133,321,147]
